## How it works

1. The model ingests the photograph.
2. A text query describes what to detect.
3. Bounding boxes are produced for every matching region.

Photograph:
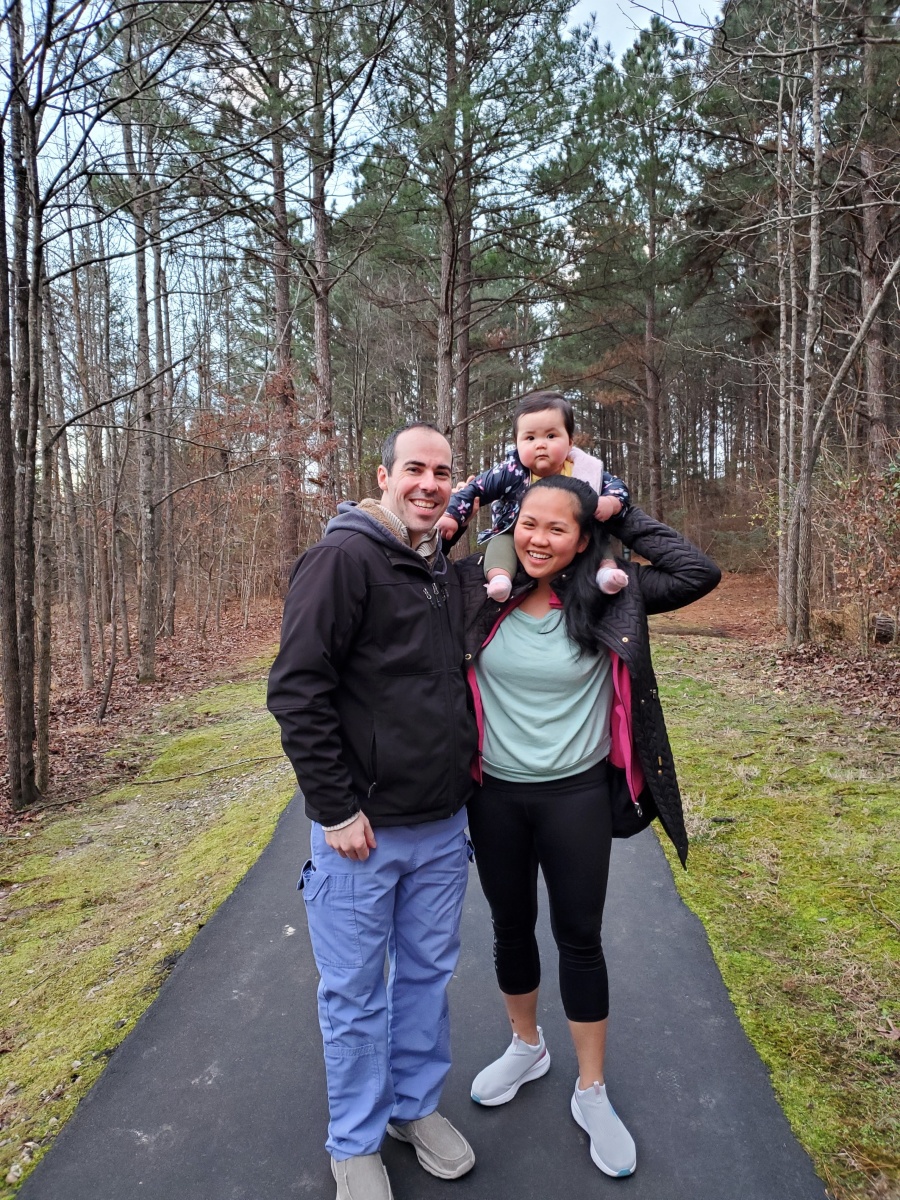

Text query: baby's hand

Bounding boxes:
[437,514,459,539]
[594,496,622,522]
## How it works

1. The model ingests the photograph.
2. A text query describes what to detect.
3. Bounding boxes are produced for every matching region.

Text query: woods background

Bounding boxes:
[1,0,899,810]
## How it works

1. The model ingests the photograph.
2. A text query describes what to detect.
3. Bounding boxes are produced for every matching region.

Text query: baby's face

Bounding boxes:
[515,409,572,477]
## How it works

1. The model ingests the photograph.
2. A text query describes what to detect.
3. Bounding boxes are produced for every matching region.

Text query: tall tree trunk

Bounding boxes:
[435,0,458,439]
[644,209,663,520]
[860,18,890,471]
[122,64,157,680]
[46,282,94,688]
[776,66,790,627]
[0,130,24,811]
[149,146,176,636]
[161,280,176,637]
[35,358,53,793]
[450,149,472,559]
[786,0,823,646]
[310,67,338,517]
[272,125,300,592]
[11,1,38,803]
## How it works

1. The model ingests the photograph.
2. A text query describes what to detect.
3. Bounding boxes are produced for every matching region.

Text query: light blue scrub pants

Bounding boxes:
[300,809,470,1160]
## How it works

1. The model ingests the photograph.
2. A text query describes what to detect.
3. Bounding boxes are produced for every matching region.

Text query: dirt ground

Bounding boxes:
[653,570,779,640]
[654,570,900,727]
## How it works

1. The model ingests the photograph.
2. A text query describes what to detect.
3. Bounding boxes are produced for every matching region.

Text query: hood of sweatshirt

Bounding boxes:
[325,501,448,579]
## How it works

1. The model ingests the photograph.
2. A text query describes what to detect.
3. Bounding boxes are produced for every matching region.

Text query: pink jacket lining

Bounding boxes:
[467,593,647,804]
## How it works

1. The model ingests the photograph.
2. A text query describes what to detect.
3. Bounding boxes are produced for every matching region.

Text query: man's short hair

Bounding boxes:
[512,390,575,439]
[381,422,446,475]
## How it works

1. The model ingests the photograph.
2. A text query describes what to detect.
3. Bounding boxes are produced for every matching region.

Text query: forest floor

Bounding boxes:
[1,575,899,1197]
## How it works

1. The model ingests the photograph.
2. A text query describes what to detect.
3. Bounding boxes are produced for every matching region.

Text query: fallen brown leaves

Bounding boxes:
[768,642,900,725]
[657,570,900,730]
[0,602,282,833]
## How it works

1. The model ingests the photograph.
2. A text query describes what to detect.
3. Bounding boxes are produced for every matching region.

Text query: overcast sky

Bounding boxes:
[567,0,720,58]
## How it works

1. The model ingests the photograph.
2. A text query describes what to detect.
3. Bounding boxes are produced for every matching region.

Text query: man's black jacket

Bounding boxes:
[267,504,477,828]
[457,507,721,865]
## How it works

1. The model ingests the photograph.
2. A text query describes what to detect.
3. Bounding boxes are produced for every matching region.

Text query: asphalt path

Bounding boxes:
[20,793,828,1199]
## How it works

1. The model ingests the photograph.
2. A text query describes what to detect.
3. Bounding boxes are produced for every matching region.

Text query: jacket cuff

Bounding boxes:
[305,797,360,828]
[321,811,361,832]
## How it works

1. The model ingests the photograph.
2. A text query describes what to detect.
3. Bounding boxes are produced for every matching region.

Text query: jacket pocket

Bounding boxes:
[300,865,363,970]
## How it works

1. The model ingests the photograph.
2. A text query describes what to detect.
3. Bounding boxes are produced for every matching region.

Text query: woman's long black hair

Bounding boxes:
[518,475,612,656]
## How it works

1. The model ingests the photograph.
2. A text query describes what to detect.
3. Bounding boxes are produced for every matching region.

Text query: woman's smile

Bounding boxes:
[514,489,589,581]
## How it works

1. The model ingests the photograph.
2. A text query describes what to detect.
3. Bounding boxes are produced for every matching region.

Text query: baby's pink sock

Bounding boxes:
[485,575,513,602]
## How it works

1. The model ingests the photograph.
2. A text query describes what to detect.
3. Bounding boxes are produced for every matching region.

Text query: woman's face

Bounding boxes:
[514,487,589,581]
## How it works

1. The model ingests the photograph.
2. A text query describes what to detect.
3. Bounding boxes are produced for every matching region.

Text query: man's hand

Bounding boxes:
[437,513,460,539]
[325,812,377,861]
[594,496,622,523]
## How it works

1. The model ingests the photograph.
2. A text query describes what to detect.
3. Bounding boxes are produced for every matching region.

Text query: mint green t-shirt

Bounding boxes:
[474,606,613,783]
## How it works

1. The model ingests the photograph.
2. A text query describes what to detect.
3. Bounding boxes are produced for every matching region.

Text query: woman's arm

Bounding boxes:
[607,507,721,614]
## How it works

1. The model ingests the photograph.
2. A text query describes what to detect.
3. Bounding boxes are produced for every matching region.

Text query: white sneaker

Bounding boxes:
[570,1079,636,1177]
[471,1028,550,1106]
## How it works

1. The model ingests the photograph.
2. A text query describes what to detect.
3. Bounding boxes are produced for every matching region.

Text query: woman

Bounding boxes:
[459,475,720,1177]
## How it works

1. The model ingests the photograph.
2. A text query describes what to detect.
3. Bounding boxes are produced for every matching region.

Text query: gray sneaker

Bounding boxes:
[471,1027,550,1105]
[570,1080,636,1177]
[386,1111,475,1179]
[331,1153,394,1200]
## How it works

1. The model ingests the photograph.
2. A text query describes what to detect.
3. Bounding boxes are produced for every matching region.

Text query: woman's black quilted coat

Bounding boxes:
[457,507,721,866]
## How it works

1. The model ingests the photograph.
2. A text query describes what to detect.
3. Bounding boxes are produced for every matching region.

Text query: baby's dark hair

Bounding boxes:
[512,390,575,440]
[520,475,610,655]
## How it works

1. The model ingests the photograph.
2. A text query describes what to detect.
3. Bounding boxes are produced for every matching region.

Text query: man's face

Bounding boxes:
[377,428,453,544]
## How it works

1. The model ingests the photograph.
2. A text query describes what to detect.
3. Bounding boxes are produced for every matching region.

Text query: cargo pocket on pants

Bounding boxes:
[300,864,364,970]
[323,1041,383,1129]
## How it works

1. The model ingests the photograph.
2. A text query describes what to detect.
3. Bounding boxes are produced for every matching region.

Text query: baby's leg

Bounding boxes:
[483,532,518,601]
[594,534,628,595]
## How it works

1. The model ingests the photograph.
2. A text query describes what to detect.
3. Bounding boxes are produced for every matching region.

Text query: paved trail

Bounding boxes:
[20,795,827,1200]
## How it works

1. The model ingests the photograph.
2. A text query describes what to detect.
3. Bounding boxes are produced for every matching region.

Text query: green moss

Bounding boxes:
[0,670,295,1194]
[652,635,900,1200]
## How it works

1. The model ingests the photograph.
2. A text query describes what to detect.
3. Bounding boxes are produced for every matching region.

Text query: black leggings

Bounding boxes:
[466,762,612,1023]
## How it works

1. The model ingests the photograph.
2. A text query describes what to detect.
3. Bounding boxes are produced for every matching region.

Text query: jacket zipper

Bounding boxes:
[368,728,377,797]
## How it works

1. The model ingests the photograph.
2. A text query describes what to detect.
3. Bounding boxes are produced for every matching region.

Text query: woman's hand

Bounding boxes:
[594,496,622,522]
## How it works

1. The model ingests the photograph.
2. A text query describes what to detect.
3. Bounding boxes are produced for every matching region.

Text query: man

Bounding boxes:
[267,424,477,1200]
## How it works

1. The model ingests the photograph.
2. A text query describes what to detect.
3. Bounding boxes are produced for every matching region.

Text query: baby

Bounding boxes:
[437,390,629,601]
